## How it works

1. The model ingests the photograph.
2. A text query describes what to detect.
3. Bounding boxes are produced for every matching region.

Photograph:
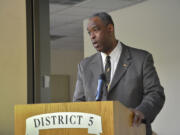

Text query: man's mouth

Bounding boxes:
[92,41,98,46]
[92,41,97,44]
[92,41,101,50]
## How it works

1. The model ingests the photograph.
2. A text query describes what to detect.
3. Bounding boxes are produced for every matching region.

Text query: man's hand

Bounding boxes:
[130,109,145,127]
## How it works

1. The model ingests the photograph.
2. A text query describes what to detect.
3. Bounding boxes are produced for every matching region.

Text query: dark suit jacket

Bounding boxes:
[73,43,165,135]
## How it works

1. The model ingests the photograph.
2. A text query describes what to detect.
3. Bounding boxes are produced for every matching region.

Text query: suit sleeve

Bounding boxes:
[136,53,165,123]
[73,63,86,101]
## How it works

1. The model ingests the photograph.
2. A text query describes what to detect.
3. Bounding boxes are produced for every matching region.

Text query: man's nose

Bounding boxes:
[90,32,95,39]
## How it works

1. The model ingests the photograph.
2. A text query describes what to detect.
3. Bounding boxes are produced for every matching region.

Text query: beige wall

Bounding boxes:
[51,49,83,100]
[84,0,180,134]
[50,75,70,102]
[0,0,27,134]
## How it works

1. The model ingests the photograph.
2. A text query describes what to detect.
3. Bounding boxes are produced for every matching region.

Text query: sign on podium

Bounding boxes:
[14,101,145,135]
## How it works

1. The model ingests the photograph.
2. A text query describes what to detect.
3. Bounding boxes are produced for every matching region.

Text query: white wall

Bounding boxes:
[84,0,180,134]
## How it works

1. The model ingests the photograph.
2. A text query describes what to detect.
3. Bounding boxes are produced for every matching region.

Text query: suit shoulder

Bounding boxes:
[124,44,152,59]
[79,53,99,67]
[128,46,150,56]
[121,43,153,66]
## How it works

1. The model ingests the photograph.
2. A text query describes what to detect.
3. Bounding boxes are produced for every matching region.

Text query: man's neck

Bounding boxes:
[106,39,118,55]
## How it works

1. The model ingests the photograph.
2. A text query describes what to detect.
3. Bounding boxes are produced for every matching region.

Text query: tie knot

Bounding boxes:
[106,56,111,63]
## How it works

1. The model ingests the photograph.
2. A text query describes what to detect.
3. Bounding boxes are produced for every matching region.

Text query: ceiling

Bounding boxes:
[49,0,146,50]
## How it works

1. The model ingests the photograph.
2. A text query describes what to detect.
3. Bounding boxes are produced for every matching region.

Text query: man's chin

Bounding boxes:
[95,48,103,52]
[93,45,103,52]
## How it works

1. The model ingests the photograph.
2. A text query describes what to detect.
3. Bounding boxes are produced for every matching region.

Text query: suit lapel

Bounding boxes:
[109,43,132,91]
[88,53,107,100]
[89,52,103,75]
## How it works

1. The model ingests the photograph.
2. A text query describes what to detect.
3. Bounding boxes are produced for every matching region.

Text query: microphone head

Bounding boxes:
[96,73,105,101]
[99,73,106,81]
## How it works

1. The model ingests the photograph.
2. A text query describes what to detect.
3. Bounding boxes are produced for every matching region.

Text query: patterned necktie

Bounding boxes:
[105,56,111,91]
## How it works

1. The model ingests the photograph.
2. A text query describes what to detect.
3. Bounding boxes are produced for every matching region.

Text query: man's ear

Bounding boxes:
[107,24,114,34]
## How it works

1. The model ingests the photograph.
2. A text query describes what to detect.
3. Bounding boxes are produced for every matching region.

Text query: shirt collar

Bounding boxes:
[101,41,122,63]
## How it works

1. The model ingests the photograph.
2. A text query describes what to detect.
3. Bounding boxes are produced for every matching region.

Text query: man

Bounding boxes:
[73,12,165,135]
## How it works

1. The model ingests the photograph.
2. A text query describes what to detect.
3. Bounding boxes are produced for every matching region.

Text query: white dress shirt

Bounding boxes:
[101,41,122,84]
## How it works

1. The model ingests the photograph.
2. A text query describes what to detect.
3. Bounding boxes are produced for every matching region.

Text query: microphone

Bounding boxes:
[96,73,106,101]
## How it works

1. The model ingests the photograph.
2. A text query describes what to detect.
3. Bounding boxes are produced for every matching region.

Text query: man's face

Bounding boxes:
[87,17,112,53]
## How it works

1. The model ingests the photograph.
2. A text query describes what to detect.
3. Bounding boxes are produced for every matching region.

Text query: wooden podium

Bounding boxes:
[14,101,146,135]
